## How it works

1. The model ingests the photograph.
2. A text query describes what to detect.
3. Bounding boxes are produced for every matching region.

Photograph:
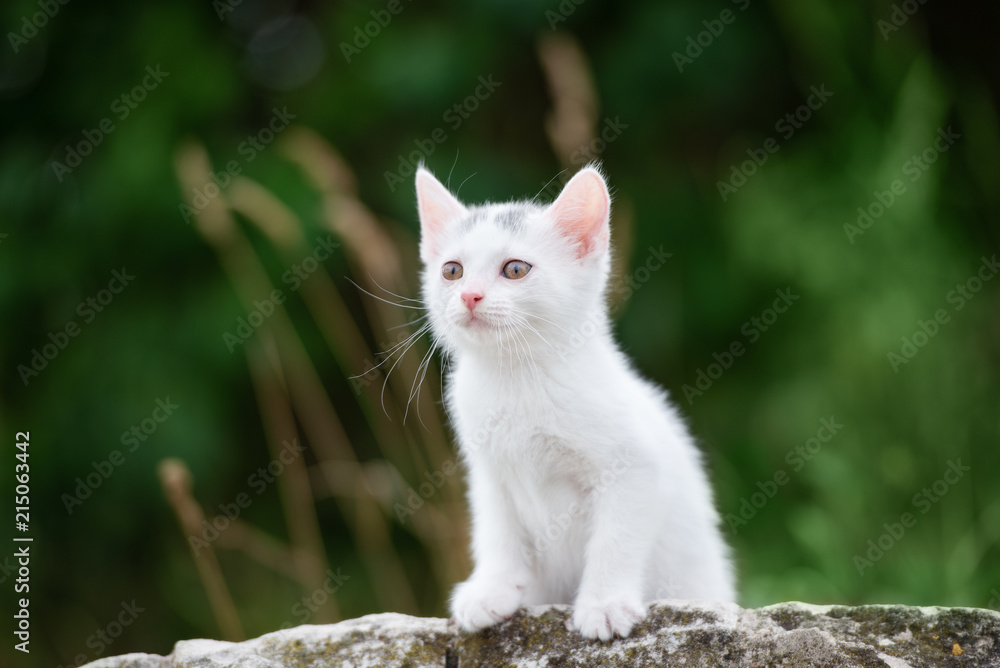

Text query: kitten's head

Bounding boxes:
[416,165,612,356]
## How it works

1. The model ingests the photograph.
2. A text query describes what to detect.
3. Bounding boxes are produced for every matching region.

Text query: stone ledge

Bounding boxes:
[83,601,1000,667]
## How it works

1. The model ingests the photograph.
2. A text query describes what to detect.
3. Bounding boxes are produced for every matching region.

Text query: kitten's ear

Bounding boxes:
[416,167,467,262]
[547,166,610,259]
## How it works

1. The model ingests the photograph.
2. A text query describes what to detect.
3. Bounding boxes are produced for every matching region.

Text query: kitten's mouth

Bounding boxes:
[462,312,493,330]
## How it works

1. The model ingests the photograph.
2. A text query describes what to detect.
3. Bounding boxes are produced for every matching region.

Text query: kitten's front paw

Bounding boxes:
[451,577,525,632]
[570,597,647,641]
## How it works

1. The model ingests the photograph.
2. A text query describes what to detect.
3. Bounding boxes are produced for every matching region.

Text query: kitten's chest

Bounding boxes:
[448,362,595,480]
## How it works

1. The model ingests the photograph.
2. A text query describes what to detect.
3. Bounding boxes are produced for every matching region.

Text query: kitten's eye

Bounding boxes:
[442,262,463,280]
[502,260,531,280]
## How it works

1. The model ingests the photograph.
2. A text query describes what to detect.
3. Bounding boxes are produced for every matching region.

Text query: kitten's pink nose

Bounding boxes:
[461,291,484,311]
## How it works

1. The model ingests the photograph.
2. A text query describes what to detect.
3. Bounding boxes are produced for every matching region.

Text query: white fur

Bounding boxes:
[415,165,735,641]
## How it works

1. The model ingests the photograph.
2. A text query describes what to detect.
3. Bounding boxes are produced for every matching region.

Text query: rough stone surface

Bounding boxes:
[83,601,1000,667]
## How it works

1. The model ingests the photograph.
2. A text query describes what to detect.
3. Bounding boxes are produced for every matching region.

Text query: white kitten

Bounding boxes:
[415,164,735,641]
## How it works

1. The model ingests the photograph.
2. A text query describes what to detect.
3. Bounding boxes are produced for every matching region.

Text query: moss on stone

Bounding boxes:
[83,602,1000,668]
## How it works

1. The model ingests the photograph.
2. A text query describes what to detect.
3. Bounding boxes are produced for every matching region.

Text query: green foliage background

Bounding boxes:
[1,0,998,665]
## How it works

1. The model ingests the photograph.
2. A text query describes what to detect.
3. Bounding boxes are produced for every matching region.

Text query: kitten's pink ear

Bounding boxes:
[547,167,610,259]
[416,167,467,262]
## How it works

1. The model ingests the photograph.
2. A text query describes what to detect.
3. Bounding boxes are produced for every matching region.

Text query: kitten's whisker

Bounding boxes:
[456,171,477,197]
[518,311,574,337]
[438,338,450,403]
[495,316,505,379]
[380,323,432,418]
[506,298,578,336]
[404,338,437,429]
[388,314,428,332]
[532,168,569,203]
[509,312,559,359]
[365,274,426,305]
[446,149,460,190]
[512,324,542,387]
[351,323,431,379]
[346,276,424,310]
[507,313,549,384]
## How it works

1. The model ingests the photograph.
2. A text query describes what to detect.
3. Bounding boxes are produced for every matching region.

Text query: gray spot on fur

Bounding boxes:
[458,203,535,235]
[494,205,531,231]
